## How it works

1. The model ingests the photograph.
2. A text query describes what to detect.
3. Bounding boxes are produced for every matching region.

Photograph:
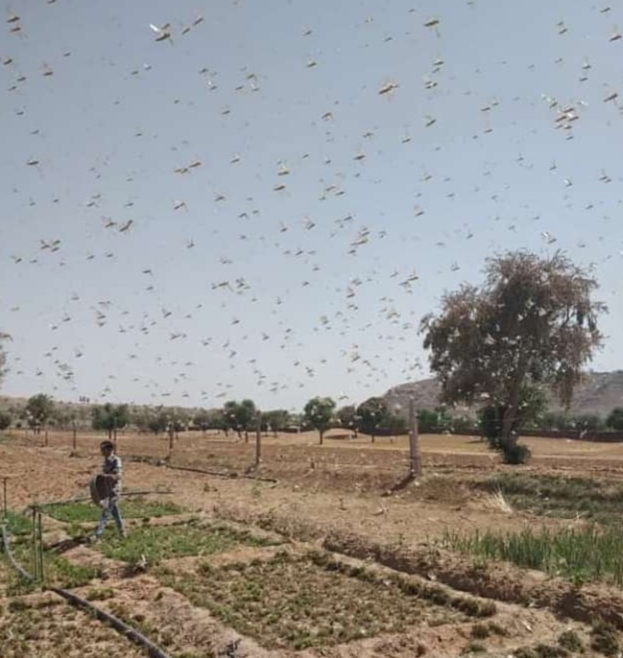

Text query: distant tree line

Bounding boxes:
[1,393,623,443]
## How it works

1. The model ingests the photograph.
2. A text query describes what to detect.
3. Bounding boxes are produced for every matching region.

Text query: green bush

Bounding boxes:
[606,407,623,431]
[501,443,531,465]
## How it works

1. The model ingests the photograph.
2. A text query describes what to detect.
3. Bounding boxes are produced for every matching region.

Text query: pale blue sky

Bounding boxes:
[1,0,622,411]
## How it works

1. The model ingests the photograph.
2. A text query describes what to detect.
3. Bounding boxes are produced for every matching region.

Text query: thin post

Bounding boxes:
[255,413,262,467]
[409,398,422,477]
[38,509,45,584]
[72,421,77,451]
[32,507,39,581]
[2,477,7,518]
[167,423,174,457]
[44,425,48,448]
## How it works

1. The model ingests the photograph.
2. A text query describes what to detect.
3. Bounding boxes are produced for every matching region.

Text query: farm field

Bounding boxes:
[2,429,623,657]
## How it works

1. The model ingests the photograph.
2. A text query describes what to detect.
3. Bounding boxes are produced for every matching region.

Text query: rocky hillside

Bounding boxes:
[384,371,623,418]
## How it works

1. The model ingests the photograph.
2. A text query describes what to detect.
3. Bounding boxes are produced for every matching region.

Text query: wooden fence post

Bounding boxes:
[255,413,262,467]
[409,398,422,477]
[167,423,174,458]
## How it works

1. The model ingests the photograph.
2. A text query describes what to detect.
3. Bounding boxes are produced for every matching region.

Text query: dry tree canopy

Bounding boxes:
[420,250,607,411]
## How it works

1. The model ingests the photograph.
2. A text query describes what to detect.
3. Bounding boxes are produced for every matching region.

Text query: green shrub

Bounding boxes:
[501,442,531,465]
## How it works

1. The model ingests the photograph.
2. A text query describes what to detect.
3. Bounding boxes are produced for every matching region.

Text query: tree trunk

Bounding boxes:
[371,433,375,444]
[501,387,521,448]
[244,430,249,443]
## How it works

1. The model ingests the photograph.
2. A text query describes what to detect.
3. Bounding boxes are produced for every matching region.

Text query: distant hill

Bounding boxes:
[384,371,623,418]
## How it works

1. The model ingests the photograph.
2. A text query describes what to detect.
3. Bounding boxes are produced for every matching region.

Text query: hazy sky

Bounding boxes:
[1,0,622,411]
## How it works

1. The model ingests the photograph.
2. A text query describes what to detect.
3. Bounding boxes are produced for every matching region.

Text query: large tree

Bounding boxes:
[147,410,169,435]
[421,251,605,462]
[304,396,336,445]
[92,403,131,440]
[337,405,358,436]
[356,397,389,443]
[223,399,258,441]
[25,394,55,433]
[262,409,290,436]
[193,409,212,434]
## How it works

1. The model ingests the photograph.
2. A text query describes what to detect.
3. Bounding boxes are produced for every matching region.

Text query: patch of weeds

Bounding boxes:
[8,598,29,613]
[533,644,569,658]
[486,621,508,637]
[86,586,115,601]
[482,474,623,525]
[590,621,620,656]
[98,521,272,566]
[0,600,146,657]
[3,511,33,536]
[42,498,184,523]
[159,551,473,650]
[310,551,496,618]
[513,648,569,658]
[7,537,98,588]
[444,525,623,586]
[470,623,490,639]
[557,630,583,653]
[5,577,36,597]
[47,555,99,588]
[465,641,486,654]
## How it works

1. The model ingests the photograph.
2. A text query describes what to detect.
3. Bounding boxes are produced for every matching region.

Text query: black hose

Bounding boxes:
[1,521,172,658]
[48,586,173,658]
[124,454,279,484]
[164,463,279,485]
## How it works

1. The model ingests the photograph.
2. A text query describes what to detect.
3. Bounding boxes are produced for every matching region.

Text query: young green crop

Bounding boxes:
[42,498,183,523]
[97,520,272,566]
[444,524,623,585]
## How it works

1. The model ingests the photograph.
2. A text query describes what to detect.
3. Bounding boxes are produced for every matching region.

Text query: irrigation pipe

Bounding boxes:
[164,463,280,485]
[1,522,173,658]
[48,586,173,658]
